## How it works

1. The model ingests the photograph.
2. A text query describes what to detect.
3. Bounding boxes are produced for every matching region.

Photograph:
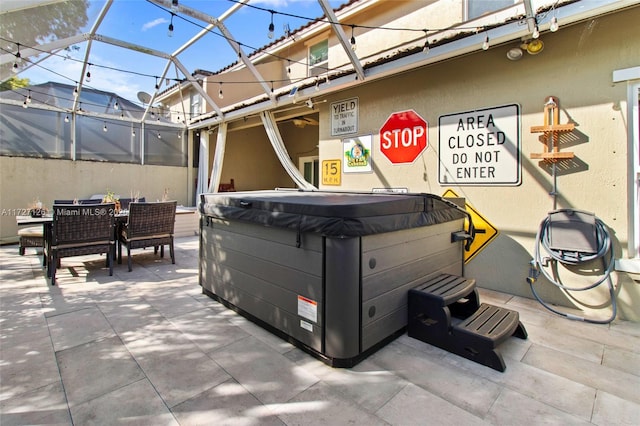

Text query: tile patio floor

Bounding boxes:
[1,236,638,425]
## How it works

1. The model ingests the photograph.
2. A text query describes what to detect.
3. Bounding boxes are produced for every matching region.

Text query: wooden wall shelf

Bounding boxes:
[530,96,575,161]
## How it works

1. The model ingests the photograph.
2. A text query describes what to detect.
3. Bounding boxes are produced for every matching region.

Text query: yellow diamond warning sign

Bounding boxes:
[443,189,499,263]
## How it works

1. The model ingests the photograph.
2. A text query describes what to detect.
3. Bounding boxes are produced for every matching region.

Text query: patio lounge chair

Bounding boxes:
[118,201,176,272]
[49,203,115,286]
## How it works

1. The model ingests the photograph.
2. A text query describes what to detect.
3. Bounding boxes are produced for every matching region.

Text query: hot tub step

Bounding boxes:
[408,275,527,372]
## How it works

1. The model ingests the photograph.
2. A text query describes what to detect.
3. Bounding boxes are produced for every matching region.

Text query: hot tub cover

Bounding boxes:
[200,190,467,238]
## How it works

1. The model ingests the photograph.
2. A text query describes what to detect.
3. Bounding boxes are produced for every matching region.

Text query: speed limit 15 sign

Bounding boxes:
[322,160,341,186]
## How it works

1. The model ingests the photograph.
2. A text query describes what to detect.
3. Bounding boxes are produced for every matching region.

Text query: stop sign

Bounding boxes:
[379,110,428,164]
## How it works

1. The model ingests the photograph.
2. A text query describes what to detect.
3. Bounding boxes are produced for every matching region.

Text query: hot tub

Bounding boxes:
[199,190,469,367]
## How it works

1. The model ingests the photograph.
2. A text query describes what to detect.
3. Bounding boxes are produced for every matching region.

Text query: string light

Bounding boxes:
[12,43,21,72]
[22,99,28,108]
[423,32,430,54]
[482,34,490,50]
[103,122,108,132]
[350,25,357,51]
[532,25,540,39]
[218,82,224,99]
[315,79,320,91]
[170,0,179,12]
[268,10,275,39]
[64,115,70,123]
[85,64,91,82]
[550,16,559,32]
[73,86,79,98]
[157,132,162,139]
[114,101,119,110]
[270,81,274,93]
[168,13,175,37]
[132,129,136,136]
[26,90,32,104]
[155,77,159,90]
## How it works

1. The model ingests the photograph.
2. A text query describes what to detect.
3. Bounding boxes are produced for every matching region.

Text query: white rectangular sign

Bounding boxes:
[438,104,521,186]
[331,97,358,136]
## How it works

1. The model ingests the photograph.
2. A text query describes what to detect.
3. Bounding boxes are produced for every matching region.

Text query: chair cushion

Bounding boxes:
[18,226,43,237]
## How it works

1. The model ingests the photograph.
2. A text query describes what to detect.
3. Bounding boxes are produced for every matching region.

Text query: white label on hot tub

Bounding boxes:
[300,320,313,332]
[297,295,317,323]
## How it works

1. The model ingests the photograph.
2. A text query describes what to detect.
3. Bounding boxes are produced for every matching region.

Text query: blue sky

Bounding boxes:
[20,0,344,104]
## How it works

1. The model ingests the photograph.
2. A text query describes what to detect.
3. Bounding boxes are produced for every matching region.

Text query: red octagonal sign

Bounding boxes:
[379,110,428,164]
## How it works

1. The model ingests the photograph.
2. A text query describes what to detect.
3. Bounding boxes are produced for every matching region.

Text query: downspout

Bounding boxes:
[260,111,317,190]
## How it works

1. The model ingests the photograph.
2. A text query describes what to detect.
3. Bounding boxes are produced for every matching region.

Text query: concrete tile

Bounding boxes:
[56,335,145,407]
[602,345,640,377]
[70,379,178,426]
[269,381,388,426]
[0,336,60,401]
[592,390,640,426]
[376,383,488,425]
[524,322,605,364]
[121,324,230,407]
[167,308,250,355]
[171,379,285,426]
[368,339,502,418]
[522,344,640,405]
[211,336,319,405]
[95,295,165,335]
[441,348,597,420]
[47,306,115,351]
[486,387,592,425]
[141,289,209,319]
[224,314,297,355]
[320,358,408,412]
[0,381,71,426]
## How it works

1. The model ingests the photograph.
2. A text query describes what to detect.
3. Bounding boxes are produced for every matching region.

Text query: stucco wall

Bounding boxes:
[1,157,190,244]
[316,9,639,320]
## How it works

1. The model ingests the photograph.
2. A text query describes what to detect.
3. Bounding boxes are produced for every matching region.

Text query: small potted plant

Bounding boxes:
[102,189,121,213]
[29,198,47,217]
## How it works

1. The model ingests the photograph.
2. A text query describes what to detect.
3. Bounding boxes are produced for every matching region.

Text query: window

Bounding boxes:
[308,40,328,77]
[190,92,202,117]
[466,0,518,20]
[299,156,319,187]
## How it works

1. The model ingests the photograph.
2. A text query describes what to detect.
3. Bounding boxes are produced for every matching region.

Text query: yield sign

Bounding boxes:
[443,189,499,263]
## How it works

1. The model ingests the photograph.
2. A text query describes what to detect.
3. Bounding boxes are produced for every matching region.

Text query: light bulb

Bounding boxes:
[73,87,79,98]
[26,91,32,103]
[423,40,430,54]
[532,25,540,39]
[550,16,559,32]
[103,123,108,132]
[268,23,275,39]
[157,132,162,139]
[350,36,357,51]
[218,83,224,99]
[22,100,28,108]
[168,22,174,37]
[114,101,119,110]
[482,35,490,50]
[85,70,91,82]
[64,115,70,123]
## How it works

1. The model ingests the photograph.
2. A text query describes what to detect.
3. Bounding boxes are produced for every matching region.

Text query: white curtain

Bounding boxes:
[260,111,316,190]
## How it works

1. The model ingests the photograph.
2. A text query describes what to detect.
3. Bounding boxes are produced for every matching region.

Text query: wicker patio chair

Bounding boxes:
[49,203,115,286]
[118,201,177,272]
[118,197,145,210]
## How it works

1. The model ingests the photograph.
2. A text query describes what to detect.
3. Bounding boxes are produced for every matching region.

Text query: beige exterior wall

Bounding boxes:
[312,8,639,320]
[1,157,189,243]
